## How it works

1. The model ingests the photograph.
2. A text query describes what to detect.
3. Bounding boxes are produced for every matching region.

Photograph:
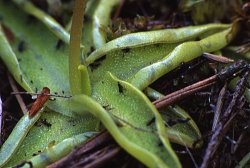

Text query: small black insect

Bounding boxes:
[122,48,130,53]
[165,118,190,127]
[121,48,131,57]
[32,150,42,157]
[40,119,52,128]
[158,141,163,147]
[118,82,124,94]
[35,87,38,93]
[35,119,52,128]
[146,117,155,126]
[102,104,114,111]
[89,55,106,71]
[89,62,101,71]
[55,40,64,50]
[18,40,26,53]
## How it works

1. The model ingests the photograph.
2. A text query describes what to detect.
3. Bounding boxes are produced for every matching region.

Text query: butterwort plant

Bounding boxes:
[0,0,241,167]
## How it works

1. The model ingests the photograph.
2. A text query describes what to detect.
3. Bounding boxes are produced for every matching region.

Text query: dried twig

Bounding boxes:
[48,132,121,168]
[212,83,228,131]
[7,74,27,114]
[153,77,216,109]
[200,69,249,168]
[202,52,234,63]
[153,60,247,109]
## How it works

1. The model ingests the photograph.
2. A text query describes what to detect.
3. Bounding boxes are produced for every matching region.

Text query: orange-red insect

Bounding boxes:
[29,87,50,117]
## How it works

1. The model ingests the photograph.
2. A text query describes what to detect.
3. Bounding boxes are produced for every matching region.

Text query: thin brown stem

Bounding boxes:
[212,83,228,131]
[7,74,27,114]
[200,70,249,168]
[153,75,217,109]
[203,52,234,63]
[153,60,248,109]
